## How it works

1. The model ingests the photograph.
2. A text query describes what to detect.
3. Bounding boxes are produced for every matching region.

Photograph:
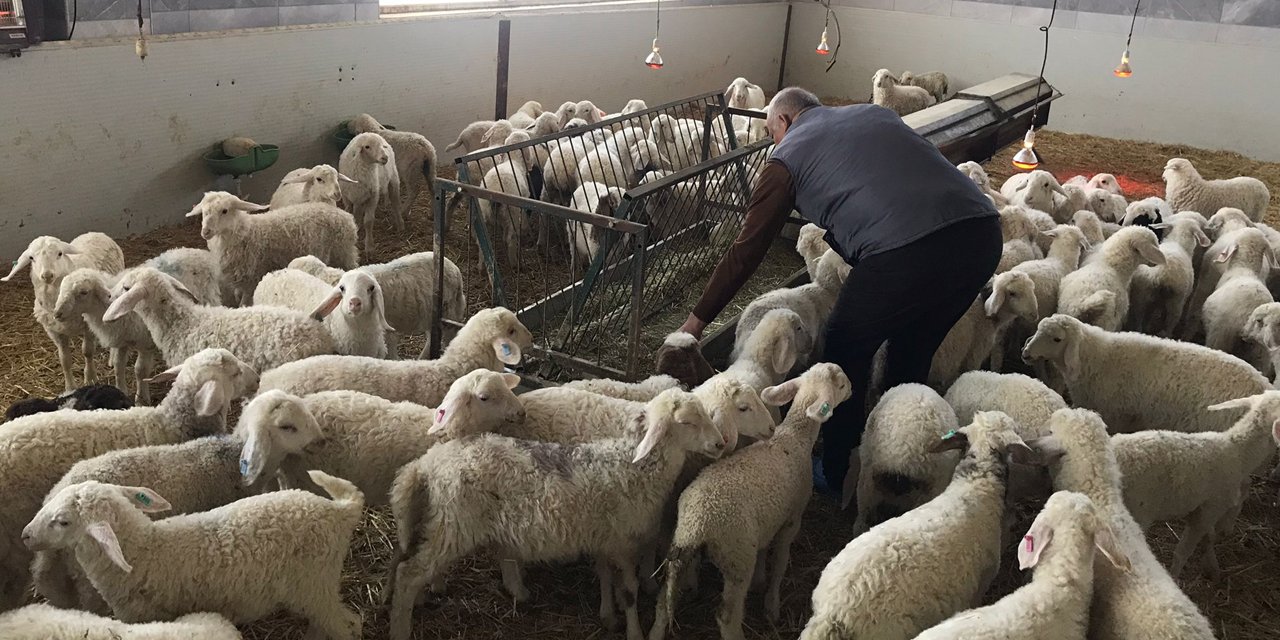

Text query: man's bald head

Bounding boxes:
[766,87,822,144]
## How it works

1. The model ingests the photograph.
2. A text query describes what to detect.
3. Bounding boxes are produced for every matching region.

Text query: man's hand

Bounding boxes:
[678,313,708,341]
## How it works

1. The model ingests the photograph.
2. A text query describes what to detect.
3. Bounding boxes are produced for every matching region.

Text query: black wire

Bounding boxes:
[1028,0,1057,126]
[1125,0,1140,48]
[825,5,840,73]
[654,0,660,40]
[68,0,77,39]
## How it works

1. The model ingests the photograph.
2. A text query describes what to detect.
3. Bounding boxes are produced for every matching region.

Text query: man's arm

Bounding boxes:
[679,161,797,338]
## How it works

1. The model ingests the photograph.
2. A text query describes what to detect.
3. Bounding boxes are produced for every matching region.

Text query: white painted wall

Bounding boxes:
[0,3,785,255]
[785,4,1280,163]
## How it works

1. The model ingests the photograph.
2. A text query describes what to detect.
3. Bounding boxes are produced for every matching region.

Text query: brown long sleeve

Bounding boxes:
[692,160,796,324]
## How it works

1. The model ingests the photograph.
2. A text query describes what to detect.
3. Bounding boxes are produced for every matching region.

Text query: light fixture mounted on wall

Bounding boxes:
[1012,0,1059,171]
[1114,0,1140,77]
[644,0,663,69]
[814,0,840,72]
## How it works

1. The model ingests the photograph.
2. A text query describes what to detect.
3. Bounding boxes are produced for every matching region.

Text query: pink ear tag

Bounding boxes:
[436,408,446,423]
[1024,534,1036,553]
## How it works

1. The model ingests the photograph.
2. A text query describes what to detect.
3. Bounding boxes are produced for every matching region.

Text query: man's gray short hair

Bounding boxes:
[768,87,822,118]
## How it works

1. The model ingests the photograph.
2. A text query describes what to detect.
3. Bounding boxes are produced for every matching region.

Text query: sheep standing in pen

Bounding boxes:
[143,247,223,306]
[1126,213,1210,336]
[0,604,242,639]
[253,268,393,358]
[799,412,1038,640]
[732,250,847,368]
[871,69,935,116]
[899,70,949,102]
[5,384,131,421]
[1032,408,1216,639]
[187,191,358,306]
[943,371,1066,438]
[269,164,356,209]
[650,364,851,640]
[257,307,531,407]
[926,269,1038,388]
[1051,183,1090,223]
[912,490,1130,640]
[31,389,318,613]
[340,131,402,254]
[386,389,723,640]
[0,348,257,610]
[1164,157,1271,222]
[54,268,159,404]
[246,371,525,505]
[1243,302,1280,385]
[996,205,1043,273]
[1056,226,1165,331]
[2,233,124,391]
[507,100,545,129]
[849,383,959,533]
[444,119,496,155]
[567,181,626,271]
[1022,314,1270,434]
[288,252,467,358]
[1111,392,1280,578]
[1001,224,1088,378]
[1201,227,1276,372]
[1180,207,1256,340]
[102,267,335,374]
[348,114,438,220]
[25,471,364,639]
[476,130,539,269]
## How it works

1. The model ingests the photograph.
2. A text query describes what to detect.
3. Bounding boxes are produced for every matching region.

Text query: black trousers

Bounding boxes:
[819,215,1003,492]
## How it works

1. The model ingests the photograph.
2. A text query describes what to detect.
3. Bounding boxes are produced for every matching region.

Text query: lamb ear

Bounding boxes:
[1018,517,1054,570]
[194,379,226,417]
[427,399,455,436]
[1006,441,1041,466]
[1093,521,1132,572]
[184,203,203,218]
[103,285,148,322]
[86,522,132,573]
[1215,245,1238,264]
[337,173,359,184]
[984,286,1007,318]
[492,337,522,366]
[1206,397,1255,412]
[1015,182,1028,192]
[501,373,521,389]
[633,411,671,463]
[281,171,314,185]
[145,364,182,385]
[2,249,33,282]
[118,486,171,513]
[760,379,799,407]
[309,289,343,320]
[239,430,268,486]
[231,196,269,213]
[1025,435,1067,465]
[770,335,797,376]
[929,429,968,453]
[1193,227,1211,248]
[1135,240,1166,266]
[372,282,394,333]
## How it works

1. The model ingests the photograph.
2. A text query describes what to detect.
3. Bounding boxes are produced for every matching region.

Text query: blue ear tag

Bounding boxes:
[135,492,152,506]
[239,459,250,477]
[818,402,831,418]
[942,429,958,440]
[501,342,513,357]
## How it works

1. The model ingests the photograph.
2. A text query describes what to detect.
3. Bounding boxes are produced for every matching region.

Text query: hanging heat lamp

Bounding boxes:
[1114,1,1139,77]
[644,0,663,69]
[1012,0,1058,171]
[815,28,830,55]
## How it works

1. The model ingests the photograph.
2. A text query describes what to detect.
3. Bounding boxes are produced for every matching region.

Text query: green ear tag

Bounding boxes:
[818,403,831,418]
[942,429,958,440]
[135,492,152,506]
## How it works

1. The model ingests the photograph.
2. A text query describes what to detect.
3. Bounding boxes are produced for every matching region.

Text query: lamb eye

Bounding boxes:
[280,425,297,434]
[737,405,749,412]
[367,285,375,293]
[1053,337,1062,343]
[508,328,515,336]
[57,252,63,258]
[478,394,489,402]
[338,285,346,293]
[55,519,69,527]
[221,208,228,214]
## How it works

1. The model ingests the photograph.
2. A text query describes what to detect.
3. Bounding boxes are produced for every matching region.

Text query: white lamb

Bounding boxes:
[899,70,950,102]
[1112,391,1280,578]
[1126,213,1210,336]
[1010,224,1088,322]
[871,69,935,116]
[1056,226,1165,331]
[288,252,467,358]
[1180,207,1256,340]
[1201,227,1275,372]
[103,267,335,374]
[0,604,241,640]
[1085,187,1128,223]
[31,389,319,612]
[567,181,626,270]
[386,389,722,640]
[561,375,682,402]
[248,371,524,505]
[1001,170,1066,214]
[268,164,355,209]
[340,131,402,254]
[477,130,538,267]
[507,101,545,129]
[143,247,222,306]
[650,364,851,640]
[2,233,125,391]
[1032,408,1215,640]
[25,471,364,639]
[956,161,1008,206]
[850,383,960,534]
[912,490,1130,640]
[928,269,1038,389]
[943,371,1066,439]
[1051,183,1090,224]
[996,204,1044,272]
[53,269,159,404]
[348,114,438,220]
[253,268,392,358]
[732,250,847,367]
[1243,302,1280,385]
[1164,157,1270,223]
[800,412,1037,640]
[256,307,531,407]
[1065,172,1123,196]
[0,348,257,609]
[444,120,495,155]
[1021,314,1271,434]
[187,191,358,306]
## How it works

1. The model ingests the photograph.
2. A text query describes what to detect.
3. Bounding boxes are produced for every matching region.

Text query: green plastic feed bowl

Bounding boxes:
[202,144,280,177]
[332,121,397,152]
